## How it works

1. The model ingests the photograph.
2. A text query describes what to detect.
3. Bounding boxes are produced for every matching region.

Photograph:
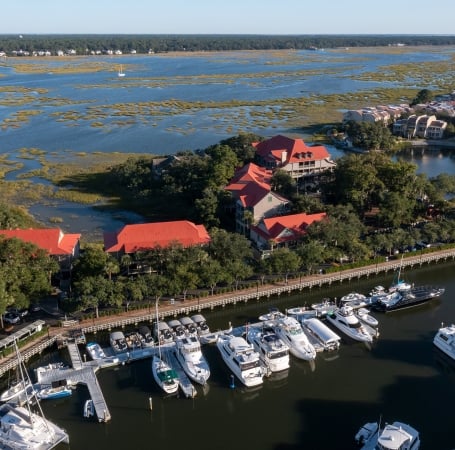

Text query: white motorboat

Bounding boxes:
[286,305,311,316]
[83,399,94,418]
[179,316,198,337]
[36,382,72,401]
[86,342,107,360]
[258,307,286,322]
[325,306,376,343]
[109,331,128,353]
[0,343,69,449]
[246,325,290,373]
[355,307,379,328]
[355,420,420,450]
[301,317,341,351]
[153,321,174,344]
[0,379,35,403]
[274,315,317,361]
[174,335,211,385]
[433,323,455,361]
[191,313,211,337]
[339,292,369,308]
[310,298,337,318]
[216,334,266,387]
[167,319,186,340]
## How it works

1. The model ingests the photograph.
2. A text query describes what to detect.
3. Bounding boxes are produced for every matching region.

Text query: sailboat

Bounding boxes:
[0,341,69,449]
[117,64,125,77]
[151,301,179,394]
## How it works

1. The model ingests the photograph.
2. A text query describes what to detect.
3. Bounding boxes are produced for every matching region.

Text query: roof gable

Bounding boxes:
[0,228,80,255]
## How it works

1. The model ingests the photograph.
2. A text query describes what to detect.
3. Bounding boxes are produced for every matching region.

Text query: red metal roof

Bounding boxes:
[253,134,330,165]
[251,212,327,243]
[0,228,81,255]
[104,221,211,253]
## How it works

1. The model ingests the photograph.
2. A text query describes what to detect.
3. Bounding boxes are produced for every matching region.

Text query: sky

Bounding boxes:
[3,0,455,35]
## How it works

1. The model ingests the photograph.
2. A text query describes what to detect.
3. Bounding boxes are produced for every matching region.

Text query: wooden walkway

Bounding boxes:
[0,247,453,378]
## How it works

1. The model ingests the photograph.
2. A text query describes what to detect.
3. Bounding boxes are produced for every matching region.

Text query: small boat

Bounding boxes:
[83,399,94,418]
[191,314,211,337]
[36,382,72,401]
[179,316,198,337]
[110,331,128,353]
[339,292,369,308]
[118,64,125,77]
[86,342,107,360]
[433,323,455,361]
[174,335,211,385]
[246,324,290,373]
[168,319,187,340]
[153,321,174,344]
[0,379,35,403]
[273,315,317,361]
[310,298,337,318]
[355,307,379,328]
[355,419,420,450]
[372,285,445,312]
[216,334,266,387]
[286,305,311,316]
[325,306,376,343]
[258,307,286,322]
[151,354,179,394]
[138,325,154,345]
[301,317,341,352]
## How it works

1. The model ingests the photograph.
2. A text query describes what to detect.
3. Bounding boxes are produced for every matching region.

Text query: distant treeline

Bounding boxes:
[1,34,455,55]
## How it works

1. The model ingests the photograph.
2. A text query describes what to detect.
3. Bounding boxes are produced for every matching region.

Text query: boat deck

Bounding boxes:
[166,350,197,398]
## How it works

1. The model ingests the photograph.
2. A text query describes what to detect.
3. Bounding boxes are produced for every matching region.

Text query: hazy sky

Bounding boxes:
[4,0,455,35]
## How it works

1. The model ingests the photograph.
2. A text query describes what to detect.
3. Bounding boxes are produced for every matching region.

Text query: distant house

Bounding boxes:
[225,163,289,235]
[250,212,327,256]
[0,228,81,276]
[253,135,335,180]
[103,221,211,258]
[392,114,447,139]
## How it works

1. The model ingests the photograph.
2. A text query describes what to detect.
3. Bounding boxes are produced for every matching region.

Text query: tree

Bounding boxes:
[296,240,326,274]
[72,244,110,280]
[270,169,296,198]
[411,89,433,106]
[261,248,301,283]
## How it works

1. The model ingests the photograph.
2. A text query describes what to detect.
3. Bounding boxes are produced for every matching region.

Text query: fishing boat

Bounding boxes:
[258,307,286,322]
[0,342,69,449]
[433,323,455,361]
[355,419,420,450]
[191,313,211,337]
[216,334,266,387]
[354,307,379,328]
[86,342,107,360]
[0,378,35,403]
[109,331,128,353]
[179,316,198,337]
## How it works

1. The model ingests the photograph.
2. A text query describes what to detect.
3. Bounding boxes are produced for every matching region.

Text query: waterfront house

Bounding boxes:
[0,228,81,284]
[250,212,327,258]
[253,135,336,181]
[103,221,211,259]
[225,163,289,235]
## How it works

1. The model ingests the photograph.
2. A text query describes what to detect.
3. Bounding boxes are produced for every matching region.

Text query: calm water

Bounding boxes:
[32,261,455,450]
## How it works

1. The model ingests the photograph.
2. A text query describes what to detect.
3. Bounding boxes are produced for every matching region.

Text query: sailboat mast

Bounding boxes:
[155,300,162,359]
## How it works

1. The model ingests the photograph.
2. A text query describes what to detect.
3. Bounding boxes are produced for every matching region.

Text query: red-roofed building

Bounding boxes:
[103,221,211,257]
[253,135,336,179]
[250,212,327,256]
[0,228,81,272]
[225,163,289,235]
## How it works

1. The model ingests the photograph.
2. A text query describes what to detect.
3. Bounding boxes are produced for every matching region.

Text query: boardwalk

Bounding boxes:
[0,247,454,378]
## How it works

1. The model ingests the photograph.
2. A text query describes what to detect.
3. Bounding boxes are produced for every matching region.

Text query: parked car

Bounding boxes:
[7,307,28,318]
[3,312,21,324]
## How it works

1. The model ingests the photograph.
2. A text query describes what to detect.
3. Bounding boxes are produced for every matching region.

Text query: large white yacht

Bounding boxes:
[274,315,317,361]
[216,334,266,387]
[246,325,290,373]
[174,335,211,385]
[355,420,420,450]
[433,323,455,361]
[325,305,376,343]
